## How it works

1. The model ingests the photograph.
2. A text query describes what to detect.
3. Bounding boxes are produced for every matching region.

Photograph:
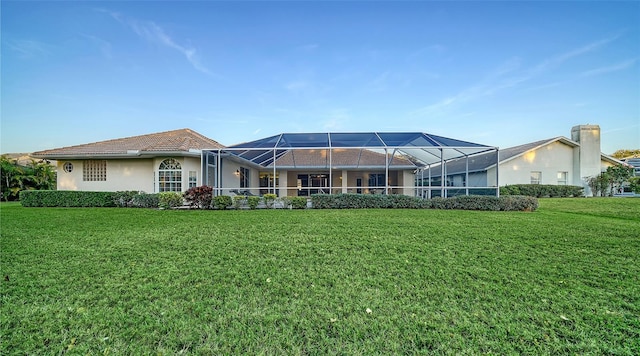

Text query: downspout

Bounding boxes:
[440,149,445,198]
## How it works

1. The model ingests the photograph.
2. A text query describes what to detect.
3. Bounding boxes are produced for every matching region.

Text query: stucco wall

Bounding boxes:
[56,156,202,192]
[494,141,575,186]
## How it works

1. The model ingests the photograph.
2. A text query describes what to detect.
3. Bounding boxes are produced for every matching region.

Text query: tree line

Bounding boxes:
[1,155,56,201]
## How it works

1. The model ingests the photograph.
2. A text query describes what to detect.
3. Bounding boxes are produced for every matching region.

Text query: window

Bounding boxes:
[259,172,279,195]
[368,173,386,187]
[63,162,74,173]
[159,158,182,192]
[530,171,542,185]
[240,167,250,188]
[189,171,197,188]
[83,160,106,181]
[557,171,568,185]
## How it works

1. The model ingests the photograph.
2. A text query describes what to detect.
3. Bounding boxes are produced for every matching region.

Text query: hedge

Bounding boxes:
[311,193,538,211]
[500,184,583,198]
[20,190,116,207]
[21,190,161,208]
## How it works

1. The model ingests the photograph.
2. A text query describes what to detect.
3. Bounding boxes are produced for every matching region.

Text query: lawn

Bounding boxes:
[1,198,639,354]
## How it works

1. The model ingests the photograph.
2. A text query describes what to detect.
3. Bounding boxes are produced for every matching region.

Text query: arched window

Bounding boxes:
[159,158,182,192]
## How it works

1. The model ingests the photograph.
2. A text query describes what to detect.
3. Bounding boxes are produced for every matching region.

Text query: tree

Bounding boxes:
[611,149,640,159]
[0,155,56,201]
[585,164,634,197]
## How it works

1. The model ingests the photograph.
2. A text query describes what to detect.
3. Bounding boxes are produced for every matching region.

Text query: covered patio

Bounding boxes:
[202,132,499,198]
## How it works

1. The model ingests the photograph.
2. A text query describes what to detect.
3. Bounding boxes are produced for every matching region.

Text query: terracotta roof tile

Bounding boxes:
[269,148,416,168]
[32,129,224,158]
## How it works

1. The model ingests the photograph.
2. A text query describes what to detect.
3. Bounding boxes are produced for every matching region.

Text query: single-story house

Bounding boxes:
[419,125,624,196]
[31,124,621,197]
[32,130,499,196]
[31,129,224,192]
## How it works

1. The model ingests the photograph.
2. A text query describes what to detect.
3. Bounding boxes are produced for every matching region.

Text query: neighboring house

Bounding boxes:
[422,125,624,196]
[31,129,224,193]
[621,157,640,177]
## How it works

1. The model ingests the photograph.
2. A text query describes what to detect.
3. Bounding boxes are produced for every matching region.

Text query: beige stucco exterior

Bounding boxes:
[487,140,576,186]
[56,156,202,193]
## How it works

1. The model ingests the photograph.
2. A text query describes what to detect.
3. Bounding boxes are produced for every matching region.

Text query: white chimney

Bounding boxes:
[571,124,601,195]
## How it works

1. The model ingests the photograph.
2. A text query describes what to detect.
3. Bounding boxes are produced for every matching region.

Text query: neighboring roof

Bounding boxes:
[32,129,224,159]
[221,132,496,167]
[425,136,625,176]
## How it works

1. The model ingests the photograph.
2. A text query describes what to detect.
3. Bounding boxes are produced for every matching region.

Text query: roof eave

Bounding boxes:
[31,150,203,160]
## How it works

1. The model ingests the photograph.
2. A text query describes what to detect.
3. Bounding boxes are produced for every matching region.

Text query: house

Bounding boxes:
[31,129,224,193]
[31,124,622,197]
[421,125,624,196]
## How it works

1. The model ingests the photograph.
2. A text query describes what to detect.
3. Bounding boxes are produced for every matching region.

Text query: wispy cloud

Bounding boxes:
[412,36,622,117]
[5,39,50,59]
[532,35,620,75]
[580,58,638,77]
[97,8,213,76]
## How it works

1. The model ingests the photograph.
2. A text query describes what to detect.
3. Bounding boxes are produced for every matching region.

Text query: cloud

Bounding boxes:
[533,35,620,74]
[98,8,213,76]
[411,36,622,117]
[580,58,638,77]
[5,39,50,59]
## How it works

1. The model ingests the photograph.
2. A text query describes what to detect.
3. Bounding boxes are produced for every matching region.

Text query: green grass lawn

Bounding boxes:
[1,198,639,354]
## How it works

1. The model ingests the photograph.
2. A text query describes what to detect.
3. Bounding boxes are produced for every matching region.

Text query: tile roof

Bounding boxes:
[32,129,224,158]
[267,148,417,168]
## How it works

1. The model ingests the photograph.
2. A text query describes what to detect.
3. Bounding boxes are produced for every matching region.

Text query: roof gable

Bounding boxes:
[32,129,224,159]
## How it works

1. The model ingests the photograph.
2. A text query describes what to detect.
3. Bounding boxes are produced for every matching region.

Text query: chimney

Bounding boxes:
[571,124,601,195]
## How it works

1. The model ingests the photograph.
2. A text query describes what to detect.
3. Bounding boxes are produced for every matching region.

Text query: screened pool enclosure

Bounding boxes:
[202,132,499,198]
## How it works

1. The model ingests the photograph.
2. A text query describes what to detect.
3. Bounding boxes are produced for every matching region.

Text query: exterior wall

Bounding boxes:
[56,159,155,192]
[497,141,575,186]
[56,156,202,193]
[399,170,416,195]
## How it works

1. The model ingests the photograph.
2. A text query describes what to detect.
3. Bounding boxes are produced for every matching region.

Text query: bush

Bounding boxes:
[263,193,277,208]
[158,192,184,209]
[290,197,308,209]
[213,195,233,210]
[184,186,213,209]
[501,184,583,198]
[233,195,247,209]
[20,190,116,207]
[113,191,140,207]
[247,196,260,210]
[310,193,537,211]
[131,193,160,209]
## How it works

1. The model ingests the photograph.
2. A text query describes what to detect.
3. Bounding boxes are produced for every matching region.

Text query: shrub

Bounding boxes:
[499,195,539,211]
[263,193,277,208]
[501,184,583,198]
[290,197,308,209]
[158,192,184,209]
[310,193,537,211]
[247,196,260,210]
[233,195,247,209]
[20,190,116,207]
[131,193,160,209]
[213,195,233,210]
[184,186,213,209]
[113,191,140,207]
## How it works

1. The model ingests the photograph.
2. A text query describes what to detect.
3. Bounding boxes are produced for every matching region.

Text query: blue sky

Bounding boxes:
[2,1,639,154]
